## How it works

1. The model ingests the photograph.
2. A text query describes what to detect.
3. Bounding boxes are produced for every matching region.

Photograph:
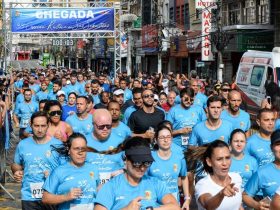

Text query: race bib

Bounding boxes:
[181,135,189,146]
[30,182,44,199]
[70,203,94,210]
[99,172,111,184]
[20,119,29,128]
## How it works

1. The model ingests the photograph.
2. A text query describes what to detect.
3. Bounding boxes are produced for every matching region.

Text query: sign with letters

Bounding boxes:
[11,8,114,33]
[196,0,216,61]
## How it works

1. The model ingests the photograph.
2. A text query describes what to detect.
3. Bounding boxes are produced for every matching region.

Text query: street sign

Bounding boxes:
[52,39,74,46]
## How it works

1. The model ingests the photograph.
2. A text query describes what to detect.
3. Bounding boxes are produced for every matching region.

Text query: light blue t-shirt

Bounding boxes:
[66,114,93,136]
[189,119,233,146]
[36,90,49,102]
[194,92,208,109]
[229,154,258,189]
[92,94,101,105]
[14,101,39,128]
[67,82,81,95]
[43,162,99,210]
[94,174,170,210]
[221,109,251,132]
[29,84,40,93]
[14,137,63,201]
[167,104,206,148]
[245,163,280,198]
[86,133,125,184]
[15,93,37,109]
[148,151,187,201]
[274,119,280,130]
[124,88,133,102]
[47,91,58,100]
[245,133,274,167]
[122,105,137,125]
[111,121,132,141]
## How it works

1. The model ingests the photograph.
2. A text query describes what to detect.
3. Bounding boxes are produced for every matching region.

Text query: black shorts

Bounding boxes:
[21,200,57,210]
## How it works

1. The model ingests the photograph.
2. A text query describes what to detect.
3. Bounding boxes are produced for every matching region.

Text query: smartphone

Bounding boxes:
[266,96,271,104]
[262,196,271,205]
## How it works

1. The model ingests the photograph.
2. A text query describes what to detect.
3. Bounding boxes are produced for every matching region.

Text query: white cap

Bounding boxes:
[113,89,124,96]
[57,90,66,96]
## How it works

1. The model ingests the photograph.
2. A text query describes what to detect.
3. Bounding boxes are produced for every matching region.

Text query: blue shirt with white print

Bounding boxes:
[43,162,99,210]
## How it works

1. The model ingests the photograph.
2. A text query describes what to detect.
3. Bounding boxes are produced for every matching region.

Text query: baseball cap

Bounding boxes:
[271,129,280,145]
[57,90,65,97]
[125,146,154,162]
[113,88,124,96]
[142,79,149,86]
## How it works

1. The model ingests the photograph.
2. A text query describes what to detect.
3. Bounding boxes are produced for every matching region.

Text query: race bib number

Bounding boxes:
[70,203,94,210]
[30,182,44,199]
[99,172,111,184]
[20,119,29,128]
[181,135,189,146]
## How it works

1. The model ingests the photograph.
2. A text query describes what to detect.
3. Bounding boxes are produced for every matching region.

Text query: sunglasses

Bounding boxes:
[143,94,154,99]
[182,97,194,102]
[132,161,153,168]
[95,123,112,130]
[48,110,62,116]
[222,89,231,92]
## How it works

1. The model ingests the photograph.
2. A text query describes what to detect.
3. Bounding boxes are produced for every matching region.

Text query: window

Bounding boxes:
[184,3,190,29]
[250,66,265,86]
[244,0,256,24]
[228,3,240,25]
[170,7,174,21]
[258,0,269,24]
[195,9,200,20]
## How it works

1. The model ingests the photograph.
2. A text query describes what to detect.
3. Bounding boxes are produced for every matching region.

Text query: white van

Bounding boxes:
[235,47,280,118]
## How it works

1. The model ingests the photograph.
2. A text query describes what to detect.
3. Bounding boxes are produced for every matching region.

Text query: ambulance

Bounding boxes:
[235,47,280,119]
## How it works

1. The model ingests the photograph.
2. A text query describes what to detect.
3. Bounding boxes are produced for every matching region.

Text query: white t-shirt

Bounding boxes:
[195,172,242,210]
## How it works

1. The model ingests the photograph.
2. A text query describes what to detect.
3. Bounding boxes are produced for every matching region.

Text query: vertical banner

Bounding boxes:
[196,0,217,61]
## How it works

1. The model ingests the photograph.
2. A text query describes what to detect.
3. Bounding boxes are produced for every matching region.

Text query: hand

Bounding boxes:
[13,170,23,182]
[15,123,20,128]
[181,199,190,210]
[54,131,62,140]
[66,188,82,201]
[259,199,270,210]
[144,130,155,140]
[180,127,192,135]
[124,196,142,210]
[43,170,49,178]
[220,183,239,197]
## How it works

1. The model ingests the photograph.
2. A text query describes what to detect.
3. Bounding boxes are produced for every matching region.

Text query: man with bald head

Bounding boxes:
[221,90,251,136]
[86,109,124,184]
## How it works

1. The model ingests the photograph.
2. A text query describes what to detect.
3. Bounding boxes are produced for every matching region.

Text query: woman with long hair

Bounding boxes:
[44,100,73,142]
[186,140,243,210]
[42,133,99,210]
[148,125,190,210]
[93,136,180,210]
[229,129,258,189]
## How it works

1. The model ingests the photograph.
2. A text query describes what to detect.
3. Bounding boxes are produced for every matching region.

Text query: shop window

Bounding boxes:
[250,66,265,86]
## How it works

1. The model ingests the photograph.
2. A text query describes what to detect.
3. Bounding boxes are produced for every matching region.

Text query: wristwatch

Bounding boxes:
[146,207,154,210]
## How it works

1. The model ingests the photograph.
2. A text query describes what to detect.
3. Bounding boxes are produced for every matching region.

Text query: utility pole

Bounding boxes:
[157,0,163,73]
